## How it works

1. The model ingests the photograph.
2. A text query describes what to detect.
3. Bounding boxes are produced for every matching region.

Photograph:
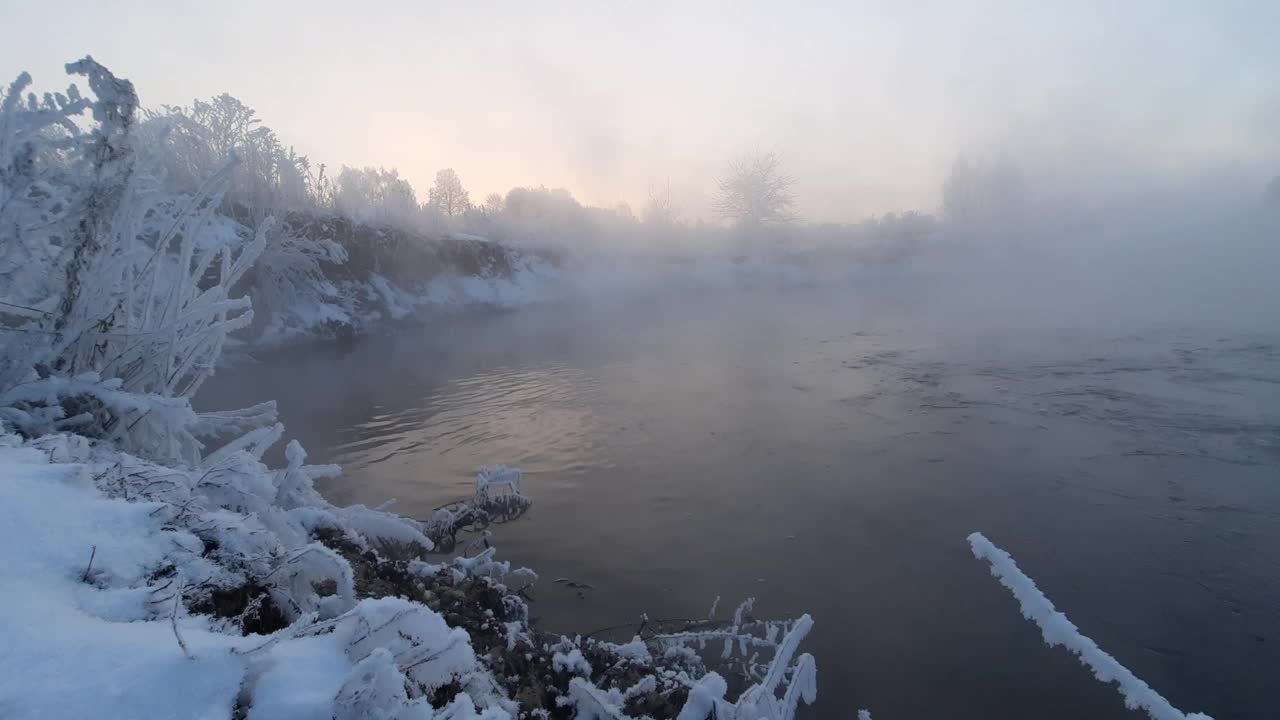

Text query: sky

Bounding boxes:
[2,0,1277,222]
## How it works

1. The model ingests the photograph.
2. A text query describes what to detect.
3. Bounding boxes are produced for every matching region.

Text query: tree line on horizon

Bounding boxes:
[137,93,950,247]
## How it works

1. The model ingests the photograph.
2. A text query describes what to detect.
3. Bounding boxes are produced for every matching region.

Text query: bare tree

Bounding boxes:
[643,179,679,226]
[428,168,472,217]
[711,151,796,227]
[482,192,505,217]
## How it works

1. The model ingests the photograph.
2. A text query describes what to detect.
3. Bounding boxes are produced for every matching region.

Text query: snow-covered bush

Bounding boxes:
[141,93,314,219]
[0,58,273,464]
[0,71,92,314]
[247,222,353,340]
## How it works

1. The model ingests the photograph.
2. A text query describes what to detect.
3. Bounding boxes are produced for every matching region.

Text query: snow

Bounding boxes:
[553,648,593,676]
[967,532,1213,720]
[368,273,414,320]
[252,254,557,348]
[567,677,628,720]
[246,635,352,720]
[601,637,652,664]
[0,433,520,720]
[675,674,727,720]
[653,610,817,720]
[0,442,246,720]
[419,257,557,310]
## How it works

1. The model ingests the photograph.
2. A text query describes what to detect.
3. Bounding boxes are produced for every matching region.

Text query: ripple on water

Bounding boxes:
[333,363,609,477]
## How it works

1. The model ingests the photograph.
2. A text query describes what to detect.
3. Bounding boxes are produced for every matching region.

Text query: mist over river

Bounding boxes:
[202,287,1280,719]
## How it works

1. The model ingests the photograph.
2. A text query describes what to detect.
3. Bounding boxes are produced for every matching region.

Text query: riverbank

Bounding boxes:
[0,423,818,719]
[235,211,562,348]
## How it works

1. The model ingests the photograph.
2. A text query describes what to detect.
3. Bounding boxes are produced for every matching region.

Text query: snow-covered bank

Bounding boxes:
[250,253,558,348]
[245,214,561,347]
[0,429,516,719]
[0,428,822,720]
[0,438,244,719]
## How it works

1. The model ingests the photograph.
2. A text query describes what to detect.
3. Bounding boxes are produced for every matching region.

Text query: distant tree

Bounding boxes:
[614,201,636,223]
[498,186,595,248]
[503,186,581,221]
[482,192,505,217]
[334,166,419,227]
[428,168,472,217]
[313,163,336,209]
[643,179,679,225]
[712,151,796,228]
[941,155,1027,225]
[143,93,313,216]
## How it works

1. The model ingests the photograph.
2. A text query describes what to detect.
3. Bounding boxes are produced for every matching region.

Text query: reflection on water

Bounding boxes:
[201,291,1280,720]
[337,364,607,476]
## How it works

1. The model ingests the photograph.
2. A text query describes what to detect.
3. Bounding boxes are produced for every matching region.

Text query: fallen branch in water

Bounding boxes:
[968,532,1212,720]
[423,466,530,551]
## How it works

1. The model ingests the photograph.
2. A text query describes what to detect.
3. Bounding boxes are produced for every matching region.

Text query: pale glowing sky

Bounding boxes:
[3,1,1277,221]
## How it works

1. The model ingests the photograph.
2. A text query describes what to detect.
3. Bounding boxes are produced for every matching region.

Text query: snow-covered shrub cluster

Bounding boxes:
[246,223,353,341]
[0,57,270,462]
[141,94,313,221]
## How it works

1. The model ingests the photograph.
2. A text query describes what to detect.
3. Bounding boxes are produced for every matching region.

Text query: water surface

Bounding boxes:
[203,289,1280,719]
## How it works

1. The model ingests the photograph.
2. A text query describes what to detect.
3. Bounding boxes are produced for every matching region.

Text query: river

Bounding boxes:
[201,286,1280,719]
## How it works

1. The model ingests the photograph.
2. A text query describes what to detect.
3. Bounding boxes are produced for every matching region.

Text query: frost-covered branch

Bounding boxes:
[968,532,1212,720]
[424,465,531,551]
